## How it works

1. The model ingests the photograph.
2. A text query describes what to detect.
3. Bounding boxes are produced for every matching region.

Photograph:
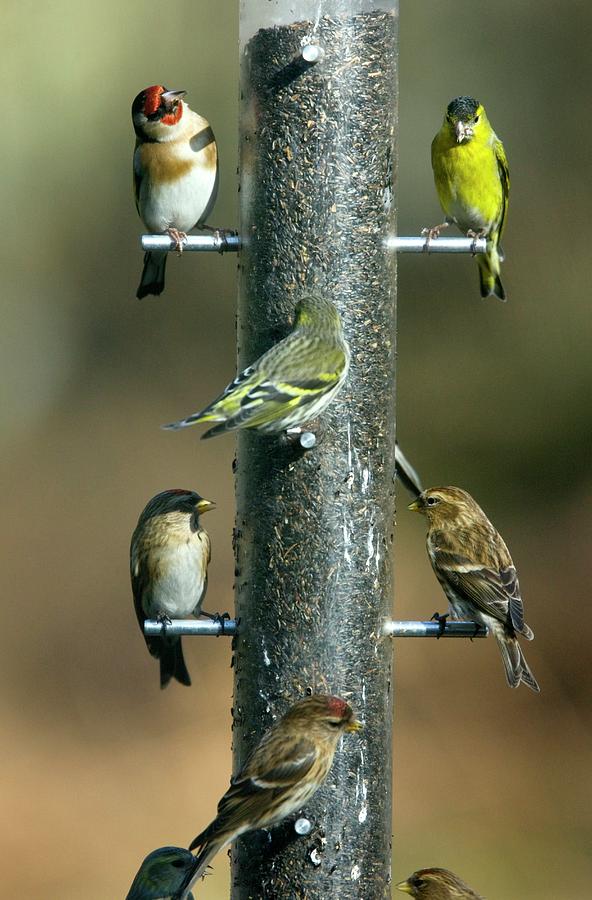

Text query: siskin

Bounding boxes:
[130,489,215,688]
[429,96,509,301]
[163,295,350,439]
[409,486,539,692]
[397,867,485,899]
[125,846,197,900]
[184,695,361,891]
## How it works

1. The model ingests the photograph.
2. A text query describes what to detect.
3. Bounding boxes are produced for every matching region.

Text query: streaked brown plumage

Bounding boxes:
[184,695,361,891]
[397,867,485,899]
[409,486,539,692]
[130,489,215,688]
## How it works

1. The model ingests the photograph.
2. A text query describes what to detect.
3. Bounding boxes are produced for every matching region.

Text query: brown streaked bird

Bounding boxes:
[132,85,218,299]
[409,486,539,692]
[130,489,215,688]
[397,867,485,899]
[183,695,362,892]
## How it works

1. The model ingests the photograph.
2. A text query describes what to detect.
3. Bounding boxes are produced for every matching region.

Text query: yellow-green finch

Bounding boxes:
[397,867,484,899]
[163,295,350,438]
[430,96,509,301]
[130,489,215,688]
[409,486,539,692]
[125,846,197,900]
[183,695,361,892]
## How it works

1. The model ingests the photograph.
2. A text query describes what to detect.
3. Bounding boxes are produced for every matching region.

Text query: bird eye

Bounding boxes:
[474,114,480,123]
[426,496,439,506]
[328,719,342,729]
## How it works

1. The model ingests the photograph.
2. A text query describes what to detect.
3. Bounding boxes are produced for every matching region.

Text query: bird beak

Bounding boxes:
[395,880,413,895]
[196,498,216,515]
[407,498,422,512]
[161,89,187,108]
[345,718,363,733]
[455,120,467,142]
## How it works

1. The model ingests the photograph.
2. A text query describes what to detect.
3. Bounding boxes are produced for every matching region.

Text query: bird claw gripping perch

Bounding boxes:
[166,228,188,255]
[421,221,450,248]
[430,611,449,638]
[202,610,232,635]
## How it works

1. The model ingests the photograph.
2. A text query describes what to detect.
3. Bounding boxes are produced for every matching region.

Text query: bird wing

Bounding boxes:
[436,551,521,628]
[130,544,162,657]
[192,736,317,843]
[133,141,143,216]
[494,137,510,236]
[204,344,346,434]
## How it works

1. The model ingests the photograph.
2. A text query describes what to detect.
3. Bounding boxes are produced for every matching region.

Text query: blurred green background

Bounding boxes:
[2,1,590,897]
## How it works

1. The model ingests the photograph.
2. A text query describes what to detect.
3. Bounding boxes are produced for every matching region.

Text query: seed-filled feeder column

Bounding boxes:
[232,2,398,898]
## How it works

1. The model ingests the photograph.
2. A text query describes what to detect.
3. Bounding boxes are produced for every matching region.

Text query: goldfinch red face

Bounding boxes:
[444,96,486,144]
[132,85,187,140]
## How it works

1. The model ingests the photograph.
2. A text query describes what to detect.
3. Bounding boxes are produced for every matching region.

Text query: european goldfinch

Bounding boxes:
[130,489,215,688]
[185,696,361,892]
[126,846,197,900]
[429,96,509,301]
[409,486,539,692]
[163,295,350,439]
[132,85,218,299]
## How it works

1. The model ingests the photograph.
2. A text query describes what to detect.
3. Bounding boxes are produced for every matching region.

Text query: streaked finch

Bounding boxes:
[409,486,539,692]
[397,867,485,899]
[125,846,197,900]
[162,295,350,439]
[132,85,218,299]
[130,489,215,688]
[184,695,361,890]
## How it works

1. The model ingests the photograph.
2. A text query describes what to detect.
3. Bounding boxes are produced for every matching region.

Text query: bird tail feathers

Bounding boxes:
[394,443,423,498]
[180,834,229,897]
[497,634,540,693]
[137,251,167,299]
[159,639,191,688]
[478,245,506,302]
[161,409,221,431]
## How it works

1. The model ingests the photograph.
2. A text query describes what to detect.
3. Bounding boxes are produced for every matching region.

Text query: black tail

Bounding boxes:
[137,250,167,299]
[158,638,191,688]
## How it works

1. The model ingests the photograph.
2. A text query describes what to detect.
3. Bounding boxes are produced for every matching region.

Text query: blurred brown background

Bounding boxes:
[2,1,590,897]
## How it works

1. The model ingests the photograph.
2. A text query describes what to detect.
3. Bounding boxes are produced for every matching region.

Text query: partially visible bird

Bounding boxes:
[130,489,215,688]
[429,96,509,301]
[396,867,485,899]
[395,442,424,498]
[132,84,218,299]
[126,846,197,900]
[163,295,350,439]
[183,695,361,892]
[409,486,539,692]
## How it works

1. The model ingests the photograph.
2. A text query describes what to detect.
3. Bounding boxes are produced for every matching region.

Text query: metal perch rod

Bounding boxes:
[144,619,487,638]
[141,235,487,254]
